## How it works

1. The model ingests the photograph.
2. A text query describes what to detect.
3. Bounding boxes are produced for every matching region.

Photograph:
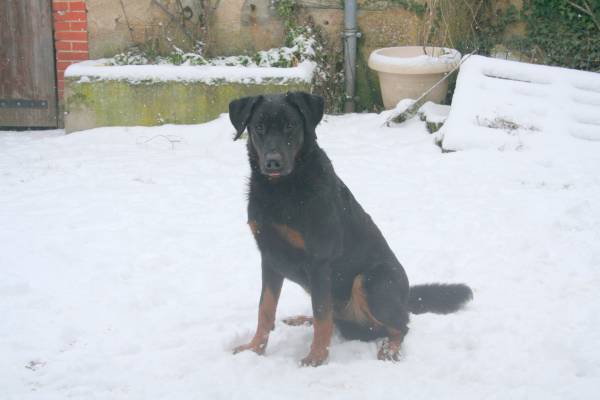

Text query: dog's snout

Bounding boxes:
[264,152,283,171]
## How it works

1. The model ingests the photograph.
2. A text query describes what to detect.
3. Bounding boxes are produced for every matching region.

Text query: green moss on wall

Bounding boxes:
[355,43,383,112]
[65,78,311,133]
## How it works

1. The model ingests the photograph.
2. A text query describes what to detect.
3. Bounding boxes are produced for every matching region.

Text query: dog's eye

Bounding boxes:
[286,122,296,130]
[254,124,265,134]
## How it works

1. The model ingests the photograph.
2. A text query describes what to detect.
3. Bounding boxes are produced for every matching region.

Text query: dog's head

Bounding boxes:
[229,92,324,178]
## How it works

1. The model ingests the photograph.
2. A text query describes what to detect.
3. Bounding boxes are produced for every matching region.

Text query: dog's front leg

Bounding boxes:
[233,263,283,355]
[301,263,333,367]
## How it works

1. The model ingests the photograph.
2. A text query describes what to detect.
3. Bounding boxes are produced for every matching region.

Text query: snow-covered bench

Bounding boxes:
[440,55,600,151]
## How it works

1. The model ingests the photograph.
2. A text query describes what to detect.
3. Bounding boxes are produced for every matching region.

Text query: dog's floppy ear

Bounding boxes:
[229,95,262,140]
[285,92,324,133]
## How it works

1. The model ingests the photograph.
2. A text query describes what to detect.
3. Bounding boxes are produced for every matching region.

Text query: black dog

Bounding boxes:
[229,92,472,366]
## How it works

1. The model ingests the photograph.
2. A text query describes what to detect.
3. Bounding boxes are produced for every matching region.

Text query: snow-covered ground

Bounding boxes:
[2,112,599,399]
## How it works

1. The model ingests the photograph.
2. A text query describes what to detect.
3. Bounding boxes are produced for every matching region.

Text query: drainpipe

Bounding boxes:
[343,0,360,113]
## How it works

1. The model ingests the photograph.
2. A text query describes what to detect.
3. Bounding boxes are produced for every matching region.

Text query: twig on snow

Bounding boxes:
[137,135,183,150]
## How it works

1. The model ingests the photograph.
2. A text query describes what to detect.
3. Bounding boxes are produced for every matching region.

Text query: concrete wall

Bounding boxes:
[64,77,311,132]
[207,0,429,110]
[83,0,422,110]
[206,0,425,56]
[85,0,522,110]
[86,0,429,58]
[87,0,204,58]
[207,0,285,57]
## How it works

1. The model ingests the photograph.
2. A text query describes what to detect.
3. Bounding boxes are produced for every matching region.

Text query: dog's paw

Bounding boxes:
[282,315,313,326]
[299,348,328,367]
[232,340,267,356]
[377,338,401,362]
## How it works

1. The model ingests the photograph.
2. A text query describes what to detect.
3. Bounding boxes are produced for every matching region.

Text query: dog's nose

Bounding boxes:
[264,152,283,171]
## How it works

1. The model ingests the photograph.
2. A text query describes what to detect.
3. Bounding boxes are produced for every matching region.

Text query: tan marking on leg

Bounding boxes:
[272,224,305,250]
[377,328,405,362]
[301,316,333,367]
[339,275,383,327]
[343,276,406,361]
[257,287,278,333]
[248,220,260,236]
[233,287,278,355]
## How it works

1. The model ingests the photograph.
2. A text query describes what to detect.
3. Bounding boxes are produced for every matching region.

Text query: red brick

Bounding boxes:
[55,40,71,51]
[53,11,86,22]
[68,2,87,11]
[57,61,72,71]
[57,80,65,90]
[55,31,88,41]
[69,21,87,31]
[53,21,70,31]
[57,51,88,61]
[56,51,70,61]
[52,2,70,11]
[71,42,89,51]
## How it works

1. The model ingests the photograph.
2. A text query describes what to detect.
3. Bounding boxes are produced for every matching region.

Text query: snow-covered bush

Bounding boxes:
[108,31,317,69]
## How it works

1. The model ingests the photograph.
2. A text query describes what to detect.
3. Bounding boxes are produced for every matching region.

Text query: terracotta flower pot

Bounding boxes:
[368,46,461,109]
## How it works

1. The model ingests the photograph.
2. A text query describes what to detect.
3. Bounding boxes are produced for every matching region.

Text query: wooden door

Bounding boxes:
[0,0,58,128]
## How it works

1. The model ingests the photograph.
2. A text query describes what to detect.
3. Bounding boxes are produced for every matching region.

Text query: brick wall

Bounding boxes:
[52,1,89,99]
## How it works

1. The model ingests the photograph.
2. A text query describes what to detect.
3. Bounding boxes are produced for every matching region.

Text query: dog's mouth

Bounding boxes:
[263,170,290,179]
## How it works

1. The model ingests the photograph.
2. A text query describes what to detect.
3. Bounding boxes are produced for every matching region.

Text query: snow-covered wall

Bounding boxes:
[65,59,316,84]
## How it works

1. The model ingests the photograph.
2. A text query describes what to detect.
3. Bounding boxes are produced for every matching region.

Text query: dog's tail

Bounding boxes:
[408,283,473,315]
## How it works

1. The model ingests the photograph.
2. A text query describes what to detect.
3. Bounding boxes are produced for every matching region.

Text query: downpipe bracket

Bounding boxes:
[342,29,362,38]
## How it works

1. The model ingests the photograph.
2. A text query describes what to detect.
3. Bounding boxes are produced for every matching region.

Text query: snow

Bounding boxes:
[2,111,600,399]
[418,101,450,124]
[65,59,316,84]
[369,47,460,67]
[392,98,416,114]
[441,55,600,151]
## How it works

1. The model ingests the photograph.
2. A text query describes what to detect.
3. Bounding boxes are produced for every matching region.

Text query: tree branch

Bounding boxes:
[567,0,600,32]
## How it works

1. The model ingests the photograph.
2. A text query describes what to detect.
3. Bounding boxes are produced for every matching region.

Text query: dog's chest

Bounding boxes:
[249,219,305,250]
[247,187,310,251]
[246,177,333,282]
[248,218,311,286]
